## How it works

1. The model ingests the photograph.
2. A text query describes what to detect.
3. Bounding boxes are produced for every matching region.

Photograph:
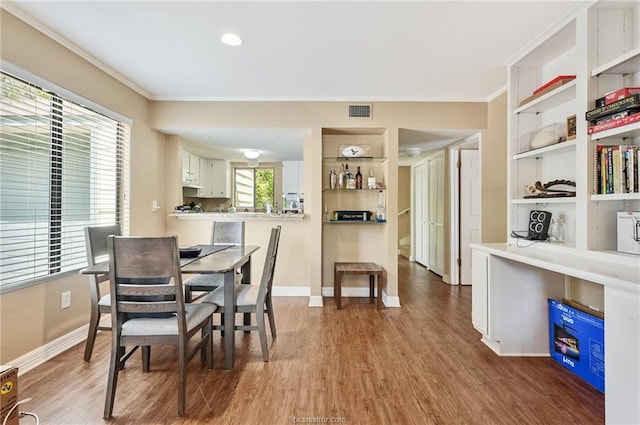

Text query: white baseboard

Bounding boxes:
[271,286,311,297]
[383,295,401,308]
[11,324,88,375]
[321,286,400,308]
[307,295,324,307]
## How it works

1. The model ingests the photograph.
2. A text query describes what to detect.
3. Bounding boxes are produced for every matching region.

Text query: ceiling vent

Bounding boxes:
[348,104,372,119]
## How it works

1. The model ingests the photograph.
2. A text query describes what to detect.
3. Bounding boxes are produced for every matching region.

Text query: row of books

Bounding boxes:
[586,89,640,134]
[594,145,639,194]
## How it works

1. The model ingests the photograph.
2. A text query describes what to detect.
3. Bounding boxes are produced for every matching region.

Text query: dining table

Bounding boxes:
[80,244,260,370]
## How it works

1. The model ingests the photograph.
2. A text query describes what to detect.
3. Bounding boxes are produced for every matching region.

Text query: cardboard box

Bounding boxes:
[617,211,640,255]
[1,366,19,425]
[596,87,640,107]
[548,299,604,392]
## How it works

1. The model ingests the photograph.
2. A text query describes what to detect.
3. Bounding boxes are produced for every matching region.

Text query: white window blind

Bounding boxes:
[0,71,130,291]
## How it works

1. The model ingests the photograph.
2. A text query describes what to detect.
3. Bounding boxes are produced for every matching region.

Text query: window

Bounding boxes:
[0,71,130,291]
[234,167,274,208]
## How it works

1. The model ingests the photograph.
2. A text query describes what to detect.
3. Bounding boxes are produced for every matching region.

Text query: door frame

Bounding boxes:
[449,134,481,285]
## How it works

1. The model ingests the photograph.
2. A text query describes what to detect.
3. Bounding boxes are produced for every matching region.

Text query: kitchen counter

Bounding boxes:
[169,212,305,221]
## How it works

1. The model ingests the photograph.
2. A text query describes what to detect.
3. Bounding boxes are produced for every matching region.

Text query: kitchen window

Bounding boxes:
[234,167,274,209]
[0,71,130,291]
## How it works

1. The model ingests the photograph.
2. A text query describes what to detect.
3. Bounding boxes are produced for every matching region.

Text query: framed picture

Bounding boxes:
[566,115,577,140]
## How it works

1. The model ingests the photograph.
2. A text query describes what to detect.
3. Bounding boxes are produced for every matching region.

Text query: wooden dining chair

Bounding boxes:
[202,226,281,361]
[184,221,245,302]
[103,235,217,419]
[83,224,121,361]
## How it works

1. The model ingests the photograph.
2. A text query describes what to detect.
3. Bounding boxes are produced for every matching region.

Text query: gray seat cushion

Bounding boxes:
[184,273,224,288]
[98,293,111,307]
[121,302,217,337]
[201,284,259,307]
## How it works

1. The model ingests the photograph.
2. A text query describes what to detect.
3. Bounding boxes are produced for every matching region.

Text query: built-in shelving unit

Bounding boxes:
[475,4,640,424]
[320,128,389,289]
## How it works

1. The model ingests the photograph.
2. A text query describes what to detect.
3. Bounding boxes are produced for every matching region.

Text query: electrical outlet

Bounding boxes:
[61,291,71,309]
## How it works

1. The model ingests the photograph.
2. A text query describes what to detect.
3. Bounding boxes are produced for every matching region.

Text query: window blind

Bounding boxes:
[0,71,130,291]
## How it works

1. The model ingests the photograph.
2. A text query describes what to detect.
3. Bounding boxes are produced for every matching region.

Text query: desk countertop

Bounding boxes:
[470,242,640,294]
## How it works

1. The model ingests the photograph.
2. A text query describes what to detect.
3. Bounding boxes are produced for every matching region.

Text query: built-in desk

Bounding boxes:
[470,243,640,425]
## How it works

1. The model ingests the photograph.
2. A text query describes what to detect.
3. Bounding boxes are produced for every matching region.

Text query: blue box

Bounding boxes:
[548,299,605,392]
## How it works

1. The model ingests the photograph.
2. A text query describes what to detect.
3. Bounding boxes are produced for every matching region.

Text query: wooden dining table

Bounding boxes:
[80,244,260,370]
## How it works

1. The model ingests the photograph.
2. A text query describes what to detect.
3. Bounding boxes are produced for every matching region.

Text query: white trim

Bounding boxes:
[271,286,311,297]
[486,85,507,102]
[1,2,151,100]
[321,286,400,308]
[9,324,88,376]
[442,274,451,285]
[307,295,324,307]
[383,295,401,308]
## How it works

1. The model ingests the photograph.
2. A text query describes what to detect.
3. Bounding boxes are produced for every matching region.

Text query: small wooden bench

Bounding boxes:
[334,262,386,310]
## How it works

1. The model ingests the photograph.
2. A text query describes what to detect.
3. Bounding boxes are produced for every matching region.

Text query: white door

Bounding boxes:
[413,162,428,266]
[428,154,444,276]
[460,150,481,284]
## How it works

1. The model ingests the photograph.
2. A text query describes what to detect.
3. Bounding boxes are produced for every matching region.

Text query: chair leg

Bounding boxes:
[206,318,213,370]
[266,297,276,339]
[142,346,151,372]
[185,287,193,303]
[178,343,187,416]
[84,309,100,361]
[255,310,269,362]
[104,341,121,419]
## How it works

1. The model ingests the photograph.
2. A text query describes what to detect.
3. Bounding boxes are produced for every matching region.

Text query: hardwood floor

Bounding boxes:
[18,256,604,424]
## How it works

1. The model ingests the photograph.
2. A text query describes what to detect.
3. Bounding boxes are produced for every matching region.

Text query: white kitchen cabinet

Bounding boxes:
[282,160,303,195]
[210,159,230,198]
[182,151,201,186]
[196,159,230,198]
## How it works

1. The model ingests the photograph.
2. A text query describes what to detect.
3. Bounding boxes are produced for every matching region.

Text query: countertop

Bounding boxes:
[169,211,305,221]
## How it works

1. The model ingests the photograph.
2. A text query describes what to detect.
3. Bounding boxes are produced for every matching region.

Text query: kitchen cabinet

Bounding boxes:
[182,151,201,187]
[210,159,230,198]
[197,159,230,198]
[282,160,303,196]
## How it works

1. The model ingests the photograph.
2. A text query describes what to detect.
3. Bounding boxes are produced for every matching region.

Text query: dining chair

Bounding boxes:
[103,235,217,419]
[83,224,121,361]
[184,221,245,302]
[202,225,281,361]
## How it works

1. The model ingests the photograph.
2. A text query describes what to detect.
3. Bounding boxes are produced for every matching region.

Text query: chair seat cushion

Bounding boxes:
[184,272,243,288]
[121,303,217,337]
[98,293,111,307]
[201,284,259,307]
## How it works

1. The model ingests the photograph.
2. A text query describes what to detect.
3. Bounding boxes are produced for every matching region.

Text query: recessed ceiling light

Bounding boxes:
[221,33,243,46]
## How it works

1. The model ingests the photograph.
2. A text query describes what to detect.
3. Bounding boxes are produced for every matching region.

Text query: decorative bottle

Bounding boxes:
[345,164,356,189]
[355,166,363,189]
[556,218,566,243]
[547,218,559,242]
[376,190,386,222]
[329,169,337,189]
[338,164,345,189]
[367,170,376,189]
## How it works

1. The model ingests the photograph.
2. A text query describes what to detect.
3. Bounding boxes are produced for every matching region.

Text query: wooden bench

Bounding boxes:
[334,262,385,310]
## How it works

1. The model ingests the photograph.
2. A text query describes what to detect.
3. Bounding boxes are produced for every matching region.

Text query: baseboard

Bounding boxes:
[271,286,311,297]
[442,274,451,284]
[11,324,88,375]
[307,295,324,307]
[322,286,400,308]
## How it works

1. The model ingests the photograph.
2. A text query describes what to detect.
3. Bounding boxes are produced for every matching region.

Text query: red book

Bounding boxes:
[533,75,576,95]
[588,112,640,134]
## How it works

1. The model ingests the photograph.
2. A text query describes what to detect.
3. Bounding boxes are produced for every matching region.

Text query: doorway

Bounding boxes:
[450,135,481,285]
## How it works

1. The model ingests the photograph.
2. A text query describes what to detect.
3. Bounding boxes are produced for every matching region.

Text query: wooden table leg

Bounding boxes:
[369,274,375,303]
[223,270,235,370]
[377,270,386,310]
[336,271,343,310]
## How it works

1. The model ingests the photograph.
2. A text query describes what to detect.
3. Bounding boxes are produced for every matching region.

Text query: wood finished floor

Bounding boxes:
[18,256,604,424]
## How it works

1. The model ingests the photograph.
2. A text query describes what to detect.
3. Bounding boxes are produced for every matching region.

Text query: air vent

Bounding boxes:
[348,104,372,119]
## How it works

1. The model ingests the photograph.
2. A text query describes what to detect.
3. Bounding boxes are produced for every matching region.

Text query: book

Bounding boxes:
[596,87,640,107]
[587,112,640,134]
[585,93,640,122]
[594,145,640,194]
[533,75,576,95]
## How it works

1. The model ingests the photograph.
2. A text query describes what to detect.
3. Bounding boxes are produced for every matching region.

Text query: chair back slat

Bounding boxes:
[108,235,185,324]
[118,301,177,314]
[211,221,245,245]
[256,226,281,304]
[85,224,121,265]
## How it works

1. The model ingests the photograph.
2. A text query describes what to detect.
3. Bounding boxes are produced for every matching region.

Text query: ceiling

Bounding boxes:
[5,1,582,161]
